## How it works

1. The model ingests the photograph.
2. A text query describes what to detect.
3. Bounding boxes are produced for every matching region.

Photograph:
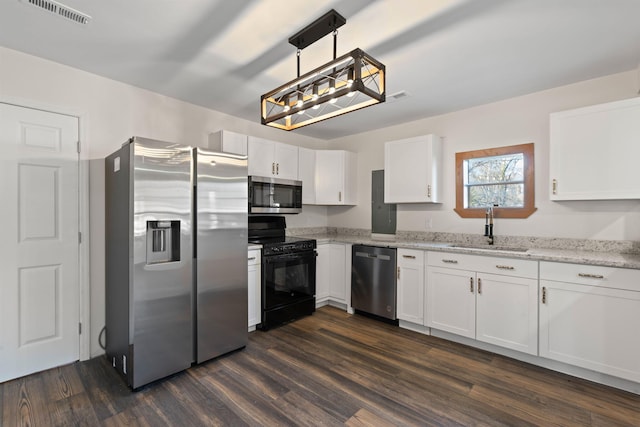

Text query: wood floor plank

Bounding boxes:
[47,392,101,426]
[263,345,444,426]
[2,374,52,426]
[41,362,85,403]
[2,305,640,426]
[240,344,361,422]
[215,352,290,400]
[345,408,408,427]
[101,409,146,427]
[198,368,295,426]
[75,357,133,421]
[276,391,345,427]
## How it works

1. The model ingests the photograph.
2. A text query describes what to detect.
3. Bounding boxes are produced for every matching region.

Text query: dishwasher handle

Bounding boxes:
[354,251,393,261]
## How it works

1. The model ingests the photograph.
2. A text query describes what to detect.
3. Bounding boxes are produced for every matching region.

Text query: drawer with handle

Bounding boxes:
[540,261,640,292]
[397,248,424,267]
[248,249,261,266]
[427,251,537,279]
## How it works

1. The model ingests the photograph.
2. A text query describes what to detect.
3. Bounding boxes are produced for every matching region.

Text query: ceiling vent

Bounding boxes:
[387,91,409,103]
[19,0,91,25]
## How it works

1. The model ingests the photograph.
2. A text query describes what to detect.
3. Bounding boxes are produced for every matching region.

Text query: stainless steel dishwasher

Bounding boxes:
[351,245,398,320]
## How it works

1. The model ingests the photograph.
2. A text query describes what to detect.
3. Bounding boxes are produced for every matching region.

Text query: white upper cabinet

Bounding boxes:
[384,134,442,203]
[248,136,298,181]
[208,130,248,156]
[298,147,316,204]
[315,150,357,205]
[549,97,640,200]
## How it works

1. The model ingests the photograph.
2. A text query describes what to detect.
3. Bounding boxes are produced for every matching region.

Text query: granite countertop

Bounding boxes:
[299,233,640,270]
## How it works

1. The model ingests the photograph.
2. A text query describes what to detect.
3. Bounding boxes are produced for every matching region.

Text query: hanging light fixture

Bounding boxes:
[261,9,385,131]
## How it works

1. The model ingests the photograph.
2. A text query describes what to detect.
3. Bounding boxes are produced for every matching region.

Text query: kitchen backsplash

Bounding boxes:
[287,227,640,254]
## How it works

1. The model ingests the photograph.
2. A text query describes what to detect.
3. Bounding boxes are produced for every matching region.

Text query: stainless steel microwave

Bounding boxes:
[248,176,302,214]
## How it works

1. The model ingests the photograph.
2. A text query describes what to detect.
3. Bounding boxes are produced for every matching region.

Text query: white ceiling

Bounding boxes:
[1,0,639,140]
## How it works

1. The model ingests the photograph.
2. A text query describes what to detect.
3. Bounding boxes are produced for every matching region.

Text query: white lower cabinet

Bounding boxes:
[316,243,349,307]
[316,245,331,304]
[539,262,640,382]
[426,252,538,355]
[426,265,476,338]
[397,249,425,324]
[475,272,538,354]
[247,249,261,331]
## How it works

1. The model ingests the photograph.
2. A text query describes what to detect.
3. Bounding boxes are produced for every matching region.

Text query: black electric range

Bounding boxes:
[248,216,317,329]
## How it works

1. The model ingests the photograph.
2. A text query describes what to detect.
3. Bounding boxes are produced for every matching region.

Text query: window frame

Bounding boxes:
[454,142,536,219]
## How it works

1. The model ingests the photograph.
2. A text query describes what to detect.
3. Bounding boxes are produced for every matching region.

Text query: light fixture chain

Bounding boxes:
[333,29,338,60]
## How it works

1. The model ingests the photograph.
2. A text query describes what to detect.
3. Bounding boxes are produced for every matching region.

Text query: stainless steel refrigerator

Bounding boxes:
[105,137,247,389]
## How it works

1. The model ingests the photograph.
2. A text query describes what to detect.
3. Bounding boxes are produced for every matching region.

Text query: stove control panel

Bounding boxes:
[262,240,317,256]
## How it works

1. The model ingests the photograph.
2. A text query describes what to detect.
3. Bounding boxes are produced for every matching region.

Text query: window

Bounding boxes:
[455,143,536,218]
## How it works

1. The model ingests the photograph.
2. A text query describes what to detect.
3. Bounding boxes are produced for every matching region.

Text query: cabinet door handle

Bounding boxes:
[542,286,547,304]
[402,255,416,259]
[276,163,279,174]
[478,278,482,294]
[470,277,474,293]
[248,257,256,261]
[442,259,458,264]
[496,265,515,270]
[427,184,431,198]
[578,273,604,279]
[339,191,342,202]
[272,162,275,174]
[397,267,400,280]
[552,179,557,195]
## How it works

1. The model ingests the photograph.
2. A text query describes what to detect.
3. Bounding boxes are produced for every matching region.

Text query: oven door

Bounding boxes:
[263,250,316,311]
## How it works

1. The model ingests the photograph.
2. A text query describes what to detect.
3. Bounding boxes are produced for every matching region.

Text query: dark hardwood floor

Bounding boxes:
[2,306,639,426]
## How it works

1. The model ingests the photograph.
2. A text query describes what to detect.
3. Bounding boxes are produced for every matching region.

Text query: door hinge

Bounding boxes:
[78,231,82,244]
[79,323,82,334]
[77,141,81,154]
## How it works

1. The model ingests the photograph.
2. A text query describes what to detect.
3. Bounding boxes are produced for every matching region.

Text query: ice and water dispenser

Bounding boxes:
[146,220,181,264]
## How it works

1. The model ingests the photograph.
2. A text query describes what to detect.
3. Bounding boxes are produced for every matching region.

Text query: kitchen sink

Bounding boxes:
[449,244,529,253]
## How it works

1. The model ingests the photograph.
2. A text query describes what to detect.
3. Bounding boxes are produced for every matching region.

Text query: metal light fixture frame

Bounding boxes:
[261,10,385,131]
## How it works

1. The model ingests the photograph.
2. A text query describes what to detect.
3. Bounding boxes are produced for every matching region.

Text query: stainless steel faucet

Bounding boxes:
[484,205,495,245]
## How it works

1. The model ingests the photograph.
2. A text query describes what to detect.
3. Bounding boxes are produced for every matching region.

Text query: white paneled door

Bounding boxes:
[0,103,80,383]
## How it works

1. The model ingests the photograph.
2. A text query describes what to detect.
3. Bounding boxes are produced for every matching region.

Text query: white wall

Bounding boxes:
[0,46,328,357]
[328,70,640,241]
